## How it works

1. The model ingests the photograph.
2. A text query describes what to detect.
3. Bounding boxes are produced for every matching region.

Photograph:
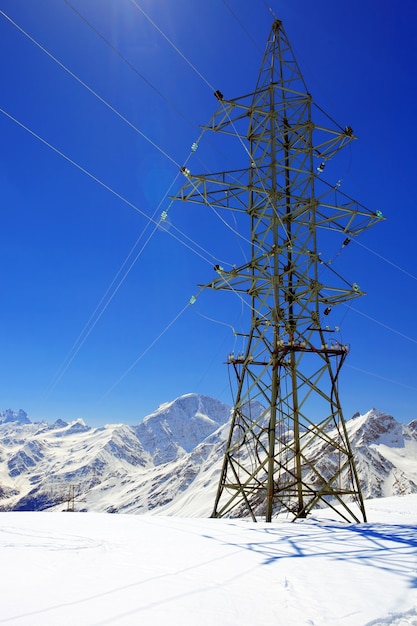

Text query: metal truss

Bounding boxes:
[174,20,383,522]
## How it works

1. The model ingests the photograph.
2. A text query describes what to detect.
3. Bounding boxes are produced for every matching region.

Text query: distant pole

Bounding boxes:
[174,20,383,522]
[64,483,85,512]
[67,485,75,512]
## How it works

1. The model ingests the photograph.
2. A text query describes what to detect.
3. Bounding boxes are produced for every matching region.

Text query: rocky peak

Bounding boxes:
[349,409,404,447]
[0,409,31,425]
[135,393,231,465]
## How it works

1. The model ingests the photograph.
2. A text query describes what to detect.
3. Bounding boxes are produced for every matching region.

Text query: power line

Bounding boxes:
[0,9,179,168]
[129,0,216,92]
[100,298,195,400]
[62,0,196,130]
[346,364,417,394]
[61,0,265,200]
[3,3,415,409]
[261,0,279,21]
[0,105,236,398]
[0,107,220,265]
[1,7,284,265]
[62,0,289,255]
[1,7,256,261]
[127,5,292,243]
[125,0,413,428]
[222,1,263,53]
[93,5,417,410]
[352,239,417,283]
[44,220,162,399]
[0,110,252,399]
[348,305,417,346]
[0,107,147,217]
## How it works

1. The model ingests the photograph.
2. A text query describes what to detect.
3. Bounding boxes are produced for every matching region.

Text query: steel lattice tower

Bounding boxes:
[174,20,383,522]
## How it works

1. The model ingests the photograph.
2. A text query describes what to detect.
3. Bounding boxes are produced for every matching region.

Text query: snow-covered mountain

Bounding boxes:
[0,398,416,515]
[134,393,231,465]
[349,409,417,499]
[0,394,231,513]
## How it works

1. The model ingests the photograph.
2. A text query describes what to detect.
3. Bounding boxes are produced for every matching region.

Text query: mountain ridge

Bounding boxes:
[0,396,416,515]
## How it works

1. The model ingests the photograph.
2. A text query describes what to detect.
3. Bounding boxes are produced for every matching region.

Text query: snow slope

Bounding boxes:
[0,495,416,626]
[1,401,417,517]
[0,394,231,512]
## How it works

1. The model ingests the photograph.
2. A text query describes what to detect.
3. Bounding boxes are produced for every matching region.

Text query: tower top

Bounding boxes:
[272,19,283,31]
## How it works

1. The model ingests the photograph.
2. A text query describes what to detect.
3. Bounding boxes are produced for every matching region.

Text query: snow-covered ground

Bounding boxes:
[1,495,416,625]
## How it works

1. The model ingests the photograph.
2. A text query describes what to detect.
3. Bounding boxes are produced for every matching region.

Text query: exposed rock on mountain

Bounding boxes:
[0,409,30,425]
[134,394,231,465]
[0,398,416,516]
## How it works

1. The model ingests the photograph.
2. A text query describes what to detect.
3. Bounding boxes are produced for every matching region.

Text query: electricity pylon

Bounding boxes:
[174,20,383,522]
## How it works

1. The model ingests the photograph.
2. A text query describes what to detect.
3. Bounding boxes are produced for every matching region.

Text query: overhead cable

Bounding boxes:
[100,297,196,400]
[129,0,216,92]
[346,364,417,393]
[348,305,417,345]
[222,1,263,53]
[44,221,162,399]
[4,5,416,400]
[62,0,195,130]
[0,9,179,167]
[352,239,417,283]
[0,107,218,266]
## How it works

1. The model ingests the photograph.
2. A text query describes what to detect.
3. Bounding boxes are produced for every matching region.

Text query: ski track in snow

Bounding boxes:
[1,403,417,624]
[0,496,416,626]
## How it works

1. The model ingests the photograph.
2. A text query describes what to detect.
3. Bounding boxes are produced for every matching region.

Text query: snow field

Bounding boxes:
[0,495,416,625]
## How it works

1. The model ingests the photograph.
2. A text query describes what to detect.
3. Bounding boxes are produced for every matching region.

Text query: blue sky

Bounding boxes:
[0,0,416,426]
